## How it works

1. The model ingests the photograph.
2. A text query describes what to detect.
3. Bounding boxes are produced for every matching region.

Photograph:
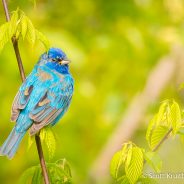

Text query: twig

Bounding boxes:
[1,1,50,183]
[35,134,50,184]
[152,128,172,152]
[143,128,173,165]
[2,0,25,82]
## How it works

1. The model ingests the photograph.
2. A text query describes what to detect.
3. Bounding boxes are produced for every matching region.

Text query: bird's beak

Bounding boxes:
[60,59,71,65]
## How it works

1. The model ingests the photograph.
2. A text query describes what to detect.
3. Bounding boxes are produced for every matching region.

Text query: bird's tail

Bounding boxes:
[0,127,25,159]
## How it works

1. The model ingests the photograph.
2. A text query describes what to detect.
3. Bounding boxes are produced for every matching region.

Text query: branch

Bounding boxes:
[2,0,25,82]
[152,128,172,152]
[1,1,50,183]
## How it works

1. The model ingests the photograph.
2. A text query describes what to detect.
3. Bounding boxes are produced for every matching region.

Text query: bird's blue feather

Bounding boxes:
[0,48,74,158]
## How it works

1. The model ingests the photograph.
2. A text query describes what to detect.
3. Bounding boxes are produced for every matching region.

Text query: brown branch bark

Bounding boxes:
[1,1,50,183]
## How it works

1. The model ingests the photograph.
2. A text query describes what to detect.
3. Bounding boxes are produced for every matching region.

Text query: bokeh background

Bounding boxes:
[1,0,184,183]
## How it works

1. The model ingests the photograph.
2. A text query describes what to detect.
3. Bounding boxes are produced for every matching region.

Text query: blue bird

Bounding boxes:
[0,48,74,159]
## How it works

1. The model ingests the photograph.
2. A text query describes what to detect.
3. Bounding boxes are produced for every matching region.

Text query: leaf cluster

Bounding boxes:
[0,8,50,51]
[19,159,72,184]
[110,100,184,184]
[28,127,56,160]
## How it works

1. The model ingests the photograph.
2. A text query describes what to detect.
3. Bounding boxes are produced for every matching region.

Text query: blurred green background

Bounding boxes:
[0,0,184,183]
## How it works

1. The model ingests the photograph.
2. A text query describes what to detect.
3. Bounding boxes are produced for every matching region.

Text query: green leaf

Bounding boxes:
[125,147,144,184]
[40,128,56,160]
[27,135,34,150]
[110,151,125,179]
[117,175,130,184]
[47,159,72,183]
[56,159,72,178]
[110,143,128,179]
[35,30,50,50]
[0,22,10,51]
[40,128,46,141]
[177,127,184,135]
[144,151,162,172]
[31,166,42,184]
[19,166,37,184]
[156,101,168,124]
[146,115,157,147]
[45,128,56,160]
[168,100,182,134]
[21,15,28,40]
[150,125,169,150]
[9,9,19,38]
[19,159,72,184]
[25,17,36,46]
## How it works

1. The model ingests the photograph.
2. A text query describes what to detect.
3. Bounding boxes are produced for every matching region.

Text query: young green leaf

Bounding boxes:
[25,17,36,46]
[110,143,129,179]
[45,128,56,160]
[144,151,162,172]
[35,30,50,50]
[168,100,182,134]
[40,128,46,141]
[125,147,144,184]
[19,166,37,184]
[27,135,34,150]
[110,151,125,179]
[149,125,169,150]
[156,101,168,124]
[56,159,72,178]
[146,115,157,147]
[21,15,28,40]
[31,166,42,184]
[0,22,10,51]
[9,9,19,38]
[117,175,130,184]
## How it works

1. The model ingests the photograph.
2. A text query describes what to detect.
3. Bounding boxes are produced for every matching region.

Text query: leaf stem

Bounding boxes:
[152,128,172,152]
[1,0,50,183]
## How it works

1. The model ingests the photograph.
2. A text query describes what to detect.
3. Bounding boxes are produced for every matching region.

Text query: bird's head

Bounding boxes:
[48,48,70,65]
[40,48,71,74]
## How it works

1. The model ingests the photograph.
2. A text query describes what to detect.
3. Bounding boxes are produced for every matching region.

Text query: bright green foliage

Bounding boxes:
[0,23,10,50]
[125,147,144,184]
[40,128,56,160]
[144,151,162,172]
[149,125,169,150]
[117,176,130,184]
[19,159,72,184]
[146,100,182,150]
[110,142,144,184]
[36,30,50,50]
[110,143,129,179]
[0,8,50,52]
[27,128,56,160]
[27,133,34,150]
[168,101,182,134]
[111,99,184,184]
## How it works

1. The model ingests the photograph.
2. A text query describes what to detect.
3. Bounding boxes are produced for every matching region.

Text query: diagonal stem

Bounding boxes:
[1,1,50,183]
[144,128,172,165]
[152,128,172,152]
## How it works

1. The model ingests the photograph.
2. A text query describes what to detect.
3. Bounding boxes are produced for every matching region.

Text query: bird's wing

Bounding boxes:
[29,75,73,135]
[11,68,38,122]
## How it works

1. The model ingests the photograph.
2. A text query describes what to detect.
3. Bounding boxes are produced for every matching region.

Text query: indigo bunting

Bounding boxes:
[0,48,74,159]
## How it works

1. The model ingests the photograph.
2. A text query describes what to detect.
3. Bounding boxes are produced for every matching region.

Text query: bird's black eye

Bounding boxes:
[52,58,56,62]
